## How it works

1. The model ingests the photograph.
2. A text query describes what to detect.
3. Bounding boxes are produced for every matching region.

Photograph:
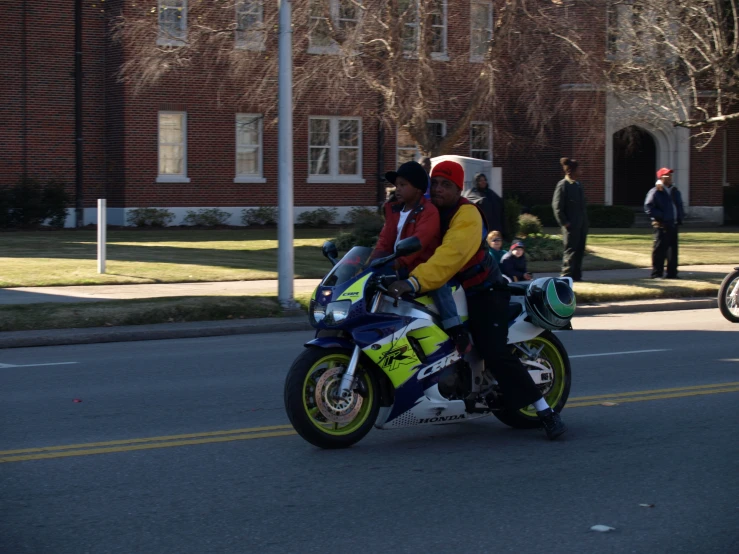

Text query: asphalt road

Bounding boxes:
[1,309,738,554]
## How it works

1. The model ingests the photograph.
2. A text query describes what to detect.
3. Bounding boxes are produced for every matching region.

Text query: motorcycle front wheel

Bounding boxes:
[718,269,739,323]
[493,330,572,429]
[284,347,380,449]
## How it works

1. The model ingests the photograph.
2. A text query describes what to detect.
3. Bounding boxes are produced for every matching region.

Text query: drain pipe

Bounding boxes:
[21,0,28,177]
[74,0,84,227]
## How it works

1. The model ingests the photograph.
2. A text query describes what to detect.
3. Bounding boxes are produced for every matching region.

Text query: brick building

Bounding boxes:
[1,0,736,227]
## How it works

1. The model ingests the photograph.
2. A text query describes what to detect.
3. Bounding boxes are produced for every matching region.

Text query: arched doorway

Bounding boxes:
[612,126,657,206]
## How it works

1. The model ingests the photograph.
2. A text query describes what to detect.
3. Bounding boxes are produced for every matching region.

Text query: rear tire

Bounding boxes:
[718,269,739,323]
[493,330,572,429]
[284,347,380,449]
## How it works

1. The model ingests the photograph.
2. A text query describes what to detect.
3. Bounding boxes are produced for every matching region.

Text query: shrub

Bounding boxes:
[297,207,338,227]
[126,208,176,227]
[517,213,543,237]
[586,205,635,228]
[528,204,558,227]
[334,211,385,251]
[183,208,231,227]
[1,177,71,228]
[503,197,521,241]
[516,233,564,262]
[346,206,379,224]
[241,206,278,226]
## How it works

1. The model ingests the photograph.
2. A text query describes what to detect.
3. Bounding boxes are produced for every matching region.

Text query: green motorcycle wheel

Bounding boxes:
[492,330,572,429]
[284,347,380,449]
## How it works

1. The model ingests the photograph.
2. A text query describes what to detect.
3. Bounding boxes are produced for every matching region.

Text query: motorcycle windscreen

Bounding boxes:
[321,246,373,287]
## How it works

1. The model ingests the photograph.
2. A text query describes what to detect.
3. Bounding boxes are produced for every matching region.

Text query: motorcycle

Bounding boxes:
[283,237,576,449]
[718,267,739,323]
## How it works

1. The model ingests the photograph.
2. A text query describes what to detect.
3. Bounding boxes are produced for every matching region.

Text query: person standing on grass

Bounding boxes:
[421,157,432,200]
[552,157,589,282]
[463,173,504,237]
[644,167,684,279]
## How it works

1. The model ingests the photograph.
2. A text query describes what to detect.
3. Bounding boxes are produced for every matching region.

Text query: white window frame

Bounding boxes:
[308,0,361,55]
[470,121,492,161]
[396,120,446,166]
[400,0,420,57]
[307,116,365,184]
[157,111,190,183]
[429,0,448,60]
[235,0,266,51]
[157,0,187,47]
[470,0,493,62]
[234,113,266,184]
[606,1,674,63]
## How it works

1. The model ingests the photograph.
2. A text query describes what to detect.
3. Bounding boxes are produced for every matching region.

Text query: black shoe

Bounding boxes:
[651,275,664,280]
[447,326,472,356]
[537,408,567,440]
[665,275,680,279]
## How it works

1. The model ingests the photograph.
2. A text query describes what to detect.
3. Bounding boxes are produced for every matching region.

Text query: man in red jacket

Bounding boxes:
[370,161,471,354]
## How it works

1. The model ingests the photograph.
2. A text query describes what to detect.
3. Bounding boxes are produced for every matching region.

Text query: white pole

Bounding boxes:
[278,0,296,309]
[97,198,106,274]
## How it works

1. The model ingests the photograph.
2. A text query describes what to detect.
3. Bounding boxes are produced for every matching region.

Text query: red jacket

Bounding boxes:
[370,196,440,275]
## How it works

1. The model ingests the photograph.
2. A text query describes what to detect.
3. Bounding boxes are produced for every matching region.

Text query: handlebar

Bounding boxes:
[371,275,415,307]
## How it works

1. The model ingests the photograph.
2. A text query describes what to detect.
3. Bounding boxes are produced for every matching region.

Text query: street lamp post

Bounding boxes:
[278,0,298,310]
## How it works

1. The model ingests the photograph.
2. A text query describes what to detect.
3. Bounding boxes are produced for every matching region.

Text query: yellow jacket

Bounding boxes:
[408,204,482,293]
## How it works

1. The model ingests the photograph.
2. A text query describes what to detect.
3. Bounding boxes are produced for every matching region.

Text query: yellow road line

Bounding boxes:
[570,381,739,402]
[0,424,294,455]
[0,431,297,463]
[2,383,739,464]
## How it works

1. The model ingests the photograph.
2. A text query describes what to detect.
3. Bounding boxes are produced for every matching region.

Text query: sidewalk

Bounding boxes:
[0,265,733,305]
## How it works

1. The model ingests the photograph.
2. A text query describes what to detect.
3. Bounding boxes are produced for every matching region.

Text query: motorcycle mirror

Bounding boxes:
[321,241,339,266]
[394,236,422,258]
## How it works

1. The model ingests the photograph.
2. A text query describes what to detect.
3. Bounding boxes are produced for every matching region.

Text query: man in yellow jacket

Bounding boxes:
[389,160,566,440]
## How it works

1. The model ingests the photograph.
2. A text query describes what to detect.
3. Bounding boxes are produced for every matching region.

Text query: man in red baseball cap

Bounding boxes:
[389,159,567,440]
[645,167,684,278]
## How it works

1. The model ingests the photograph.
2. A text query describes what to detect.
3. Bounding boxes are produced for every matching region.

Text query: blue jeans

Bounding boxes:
[430,284,461,329]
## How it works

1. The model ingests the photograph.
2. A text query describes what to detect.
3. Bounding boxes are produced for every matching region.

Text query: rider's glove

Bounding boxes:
[388,279,414,299]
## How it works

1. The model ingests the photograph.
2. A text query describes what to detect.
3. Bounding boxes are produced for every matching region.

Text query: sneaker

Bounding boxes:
[537,408,567,440]
[447,326,472,356]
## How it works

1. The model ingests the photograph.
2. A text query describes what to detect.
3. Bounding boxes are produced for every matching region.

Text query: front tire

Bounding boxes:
[718,269,739,323]
[284,347,380,449]
[493,330,572,429]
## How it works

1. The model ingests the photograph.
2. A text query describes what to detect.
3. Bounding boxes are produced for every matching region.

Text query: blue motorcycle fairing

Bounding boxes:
[304,336,356,351]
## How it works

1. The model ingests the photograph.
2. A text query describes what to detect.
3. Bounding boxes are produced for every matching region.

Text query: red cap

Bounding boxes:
[656,167,674,179]
[430,160,465,190]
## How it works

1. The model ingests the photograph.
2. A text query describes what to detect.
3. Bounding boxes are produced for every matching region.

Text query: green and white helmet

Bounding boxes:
[525,278,576,330]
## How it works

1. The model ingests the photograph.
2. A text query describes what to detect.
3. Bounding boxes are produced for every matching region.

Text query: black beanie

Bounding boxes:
[385,161,428,193]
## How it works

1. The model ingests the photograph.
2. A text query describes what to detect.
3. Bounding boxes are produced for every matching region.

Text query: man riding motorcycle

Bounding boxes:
[388,160,567,440]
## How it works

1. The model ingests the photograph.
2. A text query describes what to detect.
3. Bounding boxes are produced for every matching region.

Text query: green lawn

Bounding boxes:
[0,227,737,288]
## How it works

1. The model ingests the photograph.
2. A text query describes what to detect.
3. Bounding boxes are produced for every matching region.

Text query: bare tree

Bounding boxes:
[113,0,576,156]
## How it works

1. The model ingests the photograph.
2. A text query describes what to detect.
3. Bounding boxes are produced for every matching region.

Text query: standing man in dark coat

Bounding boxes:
[462,173,504,235]
[552,157,589,281]
[644,167,684,279]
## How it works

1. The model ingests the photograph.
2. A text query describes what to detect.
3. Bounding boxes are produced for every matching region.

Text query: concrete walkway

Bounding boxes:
[0,265,733,305]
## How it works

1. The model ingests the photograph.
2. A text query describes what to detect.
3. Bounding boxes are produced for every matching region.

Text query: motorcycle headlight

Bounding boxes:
[324,301,351,325]
[310,300,326,324]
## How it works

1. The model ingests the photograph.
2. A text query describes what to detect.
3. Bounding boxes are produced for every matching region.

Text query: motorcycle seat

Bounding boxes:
[507,302,524,321]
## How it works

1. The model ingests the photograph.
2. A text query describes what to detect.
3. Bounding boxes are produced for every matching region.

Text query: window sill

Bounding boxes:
[307,45,340,56]
[469,55,484,63]
[156,38,186,48]
[307,176,366,184]
[235,42,266,52]
[156,175,191,183]
[431,52,449,61]
[234,176,267,184]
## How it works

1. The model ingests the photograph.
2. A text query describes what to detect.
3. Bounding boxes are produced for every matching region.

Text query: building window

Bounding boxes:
[429,0,447,57]
[157,112,189,183]
[158,0,187,46]
[309,0,360,53]
[396,121,446,166]
[235,0,265,50]
[607,1,670,62]
[235,114,265,183]
[308,117,363,182]
[399,0,420,54]
[470,122,491,160]
[470,0,493,61]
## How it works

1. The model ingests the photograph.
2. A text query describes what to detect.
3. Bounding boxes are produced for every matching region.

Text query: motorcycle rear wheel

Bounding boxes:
[492,330,572,429]
[284,347,380,449]
[718,269,739,323]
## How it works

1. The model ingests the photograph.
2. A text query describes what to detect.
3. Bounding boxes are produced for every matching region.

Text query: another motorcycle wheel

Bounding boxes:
[492,330,572,430]
[718,269,739,323]
[284,347,380,449]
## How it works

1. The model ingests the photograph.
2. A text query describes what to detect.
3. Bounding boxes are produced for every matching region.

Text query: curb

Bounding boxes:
[0,297,718,349]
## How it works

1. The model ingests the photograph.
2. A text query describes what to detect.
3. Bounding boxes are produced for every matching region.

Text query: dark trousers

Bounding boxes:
[561,225,588,280]
[467,288,542,411]
[652,224,679,277]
